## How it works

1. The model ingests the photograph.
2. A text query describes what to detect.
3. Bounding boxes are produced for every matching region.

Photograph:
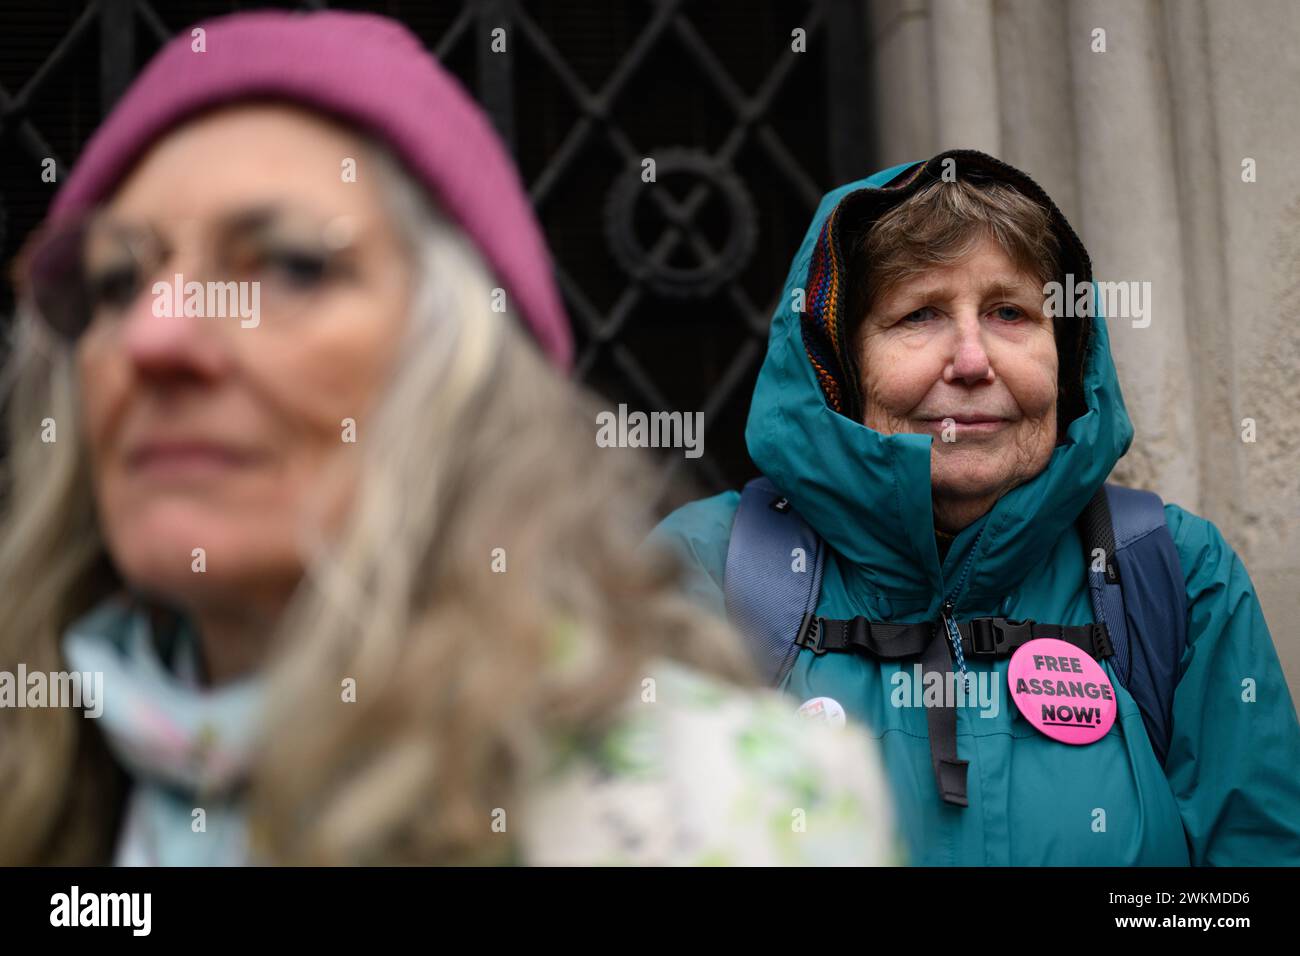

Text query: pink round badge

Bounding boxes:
[1007,637,1116,745]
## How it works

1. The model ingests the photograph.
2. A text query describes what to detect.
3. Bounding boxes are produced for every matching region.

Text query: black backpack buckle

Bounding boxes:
[795,612,827,655]
[967,617,1035,657]
[1090,622,1115,659]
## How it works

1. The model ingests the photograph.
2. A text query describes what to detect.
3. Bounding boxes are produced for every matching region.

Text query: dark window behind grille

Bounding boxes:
[0,0,870,511]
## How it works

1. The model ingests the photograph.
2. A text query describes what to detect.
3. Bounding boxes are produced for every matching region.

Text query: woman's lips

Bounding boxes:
[127,442,258,478]
[917,417,1011,436]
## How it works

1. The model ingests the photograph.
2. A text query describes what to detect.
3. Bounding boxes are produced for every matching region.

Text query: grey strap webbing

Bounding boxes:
[723,477,825,686]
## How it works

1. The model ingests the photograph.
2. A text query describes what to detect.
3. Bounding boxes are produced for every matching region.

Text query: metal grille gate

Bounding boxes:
[0,0,870,506]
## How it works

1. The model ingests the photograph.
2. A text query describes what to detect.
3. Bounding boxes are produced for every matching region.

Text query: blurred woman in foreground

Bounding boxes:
[0,11,895,866]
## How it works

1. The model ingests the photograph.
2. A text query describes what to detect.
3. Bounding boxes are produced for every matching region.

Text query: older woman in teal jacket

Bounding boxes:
[651,149,1300,866]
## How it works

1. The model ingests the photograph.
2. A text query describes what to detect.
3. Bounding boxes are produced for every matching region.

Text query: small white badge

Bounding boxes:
[797,696,847,728]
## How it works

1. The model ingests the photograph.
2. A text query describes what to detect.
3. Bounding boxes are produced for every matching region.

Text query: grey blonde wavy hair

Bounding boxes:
[0,141,753,865]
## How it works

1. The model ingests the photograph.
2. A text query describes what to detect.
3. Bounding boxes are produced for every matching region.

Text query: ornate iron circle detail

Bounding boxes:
[604,147,757,299]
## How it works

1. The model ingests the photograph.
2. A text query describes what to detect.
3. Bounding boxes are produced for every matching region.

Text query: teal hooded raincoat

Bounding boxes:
[650,154,1300,866]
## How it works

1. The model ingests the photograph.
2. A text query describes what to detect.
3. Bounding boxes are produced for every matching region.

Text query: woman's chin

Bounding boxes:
[930,462,1012,500]
[106,521,299,605]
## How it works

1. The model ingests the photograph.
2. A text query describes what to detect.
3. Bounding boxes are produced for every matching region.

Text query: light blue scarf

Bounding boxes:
[62,595,264,866]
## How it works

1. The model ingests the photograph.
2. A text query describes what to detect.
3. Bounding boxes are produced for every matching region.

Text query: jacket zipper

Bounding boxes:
[939,527,984,681]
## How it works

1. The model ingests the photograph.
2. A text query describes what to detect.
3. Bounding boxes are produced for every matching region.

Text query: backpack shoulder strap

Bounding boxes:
[1079,482,1189,765]
[724,477,826,687]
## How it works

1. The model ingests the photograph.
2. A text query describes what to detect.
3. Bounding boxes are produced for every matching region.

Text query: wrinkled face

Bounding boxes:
[857,236,1058,523]
[76,103,411,613]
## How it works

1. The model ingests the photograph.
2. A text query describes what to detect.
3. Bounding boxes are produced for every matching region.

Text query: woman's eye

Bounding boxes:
[86,264,140,312]
[901,307,934,324]
[993,305,1024,322]
[263,249,329,288]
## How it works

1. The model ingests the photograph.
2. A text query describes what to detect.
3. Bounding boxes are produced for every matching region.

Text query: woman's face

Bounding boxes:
[857,236,1059,532]
[77,103,411,616]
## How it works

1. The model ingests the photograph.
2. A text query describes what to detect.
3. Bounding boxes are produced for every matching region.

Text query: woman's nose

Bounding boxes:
[118,257,230,382]
[945,311,995,385]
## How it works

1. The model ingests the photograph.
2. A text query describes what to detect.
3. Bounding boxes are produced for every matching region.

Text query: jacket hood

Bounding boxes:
[745,149,1134,616]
